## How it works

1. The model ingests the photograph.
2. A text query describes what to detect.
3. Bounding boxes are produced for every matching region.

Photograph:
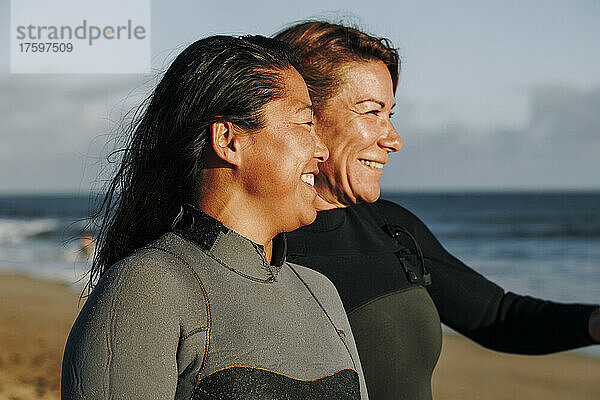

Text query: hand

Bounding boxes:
[589,308,600,342]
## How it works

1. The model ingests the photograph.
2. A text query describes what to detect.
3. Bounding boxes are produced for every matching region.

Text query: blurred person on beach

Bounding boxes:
[78,235,94,258]
[277,21,600,400]
[61,34,369,399]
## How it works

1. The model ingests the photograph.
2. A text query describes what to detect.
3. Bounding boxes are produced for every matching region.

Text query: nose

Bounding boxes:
[378,122,402,152]
[313,133,329,163]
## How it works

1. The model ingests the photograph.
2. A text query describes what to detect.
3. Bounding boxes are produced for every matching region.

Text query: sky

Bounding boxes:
[1,0,599,193]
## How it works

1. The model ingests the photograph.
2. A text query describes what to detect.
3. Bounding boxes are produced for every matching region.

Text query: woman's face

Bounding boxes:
[314,61,402,206]
[238,68,329,232]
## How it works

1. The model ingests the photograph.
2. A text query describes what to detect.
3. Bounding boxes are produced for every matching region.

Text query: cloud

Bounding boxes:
[1,75,598,193]
[382,85,600,190]
[0,74,151,193]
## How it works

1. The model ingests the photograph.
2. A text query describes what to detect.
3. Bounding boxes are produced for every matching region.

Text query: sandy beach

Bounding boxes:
[0,270,598,400]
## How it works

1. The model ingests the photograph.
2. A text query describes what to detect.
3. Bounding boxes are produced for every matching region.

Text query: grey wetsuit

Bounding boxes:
[61,206,368,399]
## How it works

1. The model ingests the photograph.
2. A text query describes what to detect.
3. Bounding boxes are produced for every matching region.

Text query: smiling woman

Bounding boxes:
[217,67,327,235]
[314,61,402,206]
[277,20,600,400]
[61,34,368,399]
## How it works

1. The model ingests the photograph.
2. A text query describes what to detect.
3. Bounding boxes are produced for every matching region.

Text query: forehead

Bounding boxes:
[335,61,394,102]
[281,67,312,108]
[263,68,312,116]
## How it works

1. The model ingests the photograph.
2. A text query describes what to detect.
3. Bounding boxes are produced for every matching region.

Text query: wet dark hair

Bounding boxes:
[88,35,300,290]
[275,21,399,114]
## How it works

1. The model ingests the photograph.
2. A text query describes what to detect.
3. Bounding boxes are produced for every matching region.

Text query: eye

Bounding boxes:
[366,110,380,115]
[304,121,314,127]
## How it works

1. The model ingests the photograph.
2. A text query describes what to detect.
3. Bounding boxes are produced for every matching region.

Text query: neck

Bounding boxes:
[312,177,355,210]
[313,195,340,211]
[313,187,352,211]
[197,174,276,264]
[198,195,276,262]
[263,240,273,264]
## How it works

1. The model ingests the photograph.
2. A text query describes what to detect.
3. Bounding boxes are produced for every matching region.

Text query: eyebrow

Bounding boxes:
[356,99,396,109]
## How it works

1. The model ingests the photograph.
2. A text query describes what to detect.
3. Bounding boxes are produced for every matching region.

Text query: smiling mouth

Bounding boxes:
[301,173,315,186]
[359,159,384,169]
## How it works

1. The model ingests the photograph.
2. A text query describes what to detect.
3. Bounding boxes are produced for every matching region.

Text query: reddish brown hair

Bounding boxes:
[275,21,399,114]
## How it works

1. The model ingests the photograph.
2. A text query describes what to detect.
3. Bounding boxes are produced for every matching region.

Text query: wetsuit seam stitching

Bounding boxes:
[196,365,356,381]
[171,231,274,283]
[348,286,427,315]
[288,264,358,370]
[143,245,212,399]
[293,250,402,257]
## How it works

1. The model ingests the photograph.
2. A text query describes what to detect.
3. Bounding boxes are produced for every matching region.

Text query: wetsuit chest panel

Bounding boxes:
[349,286,442,400]
[195,265,356,377]
[287,205,425,312]
[184,266,361,399]
[150,233,362,399]
[293,253,417,313]
[192,367,359,400]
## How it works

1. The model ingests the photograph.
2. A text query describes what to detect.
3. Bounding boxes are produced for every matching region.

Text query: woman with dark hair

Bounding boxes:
[276,21,600,399]
[61,35,368,399]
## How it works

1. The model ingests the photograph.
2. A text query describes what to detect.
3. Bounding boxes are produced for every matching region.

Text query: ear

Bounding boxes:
[210,121,242,166]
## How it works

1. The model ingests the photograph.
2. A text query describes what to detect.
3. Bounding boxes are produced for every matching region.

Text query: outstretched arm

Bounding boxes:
[377,199,599,354]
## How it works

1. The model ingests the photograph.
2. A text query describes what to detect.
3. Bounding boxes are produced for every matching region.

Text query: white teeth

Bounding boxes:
[301,173,314,186]
[359,159,384,169]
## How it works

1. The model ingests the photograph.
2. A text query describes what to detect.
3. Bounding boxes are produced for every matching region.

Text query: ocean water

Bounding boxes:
[383,192,600,306]
[1,192,599,356]
[0,194,95,286]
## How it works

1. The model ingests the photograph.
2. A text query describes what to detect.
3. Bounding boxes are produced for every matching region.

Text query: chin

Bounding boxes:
[283,208,317,233]
[299,208,318,226]
[349,171,382,203]
[357,185,381,203]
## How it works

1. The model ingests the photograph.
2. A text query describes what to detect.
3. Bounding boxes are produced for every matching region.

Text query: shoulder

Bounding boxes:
[369,198,417,221]
[289,262,338,290]
[361,198,430,231]
[287,262,346,310]
[88,234,210,319]
[99,242,192,295]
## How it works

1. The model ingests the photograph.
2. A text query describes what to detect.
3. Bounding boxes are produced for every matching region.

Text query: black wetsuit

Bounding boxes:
[62,206,369,399]
[286,199,599,400]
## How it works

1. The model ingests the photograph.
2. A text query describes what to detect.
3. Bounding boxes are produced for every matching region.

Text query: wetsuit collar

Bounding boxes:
[301,207,346,232]
[173,204,286,282]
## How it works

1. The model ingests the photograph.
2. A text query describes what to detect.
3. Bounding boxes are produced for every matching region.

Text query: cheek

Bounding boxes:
[357,119,384,146]
[246,148,303,196]
[334,121,378,159]
[253,164,298,194]
[325,126,373,176]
